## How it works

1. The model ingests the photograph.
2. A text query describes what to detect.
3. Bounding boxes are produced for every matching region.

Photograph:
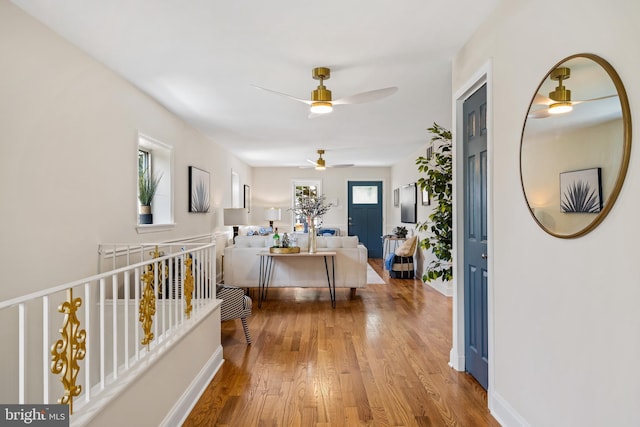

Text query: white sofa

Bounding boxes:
[223,235,368,292]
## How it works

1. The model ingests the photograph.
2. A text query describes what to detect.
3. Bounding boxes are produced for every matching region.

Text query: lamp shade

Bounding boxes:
[264,207,281,221]
[223,208,249,226]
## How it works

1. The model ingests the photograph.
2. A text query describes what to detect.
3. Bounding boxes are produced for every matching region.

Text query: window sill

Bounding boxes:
[136,223,176,234]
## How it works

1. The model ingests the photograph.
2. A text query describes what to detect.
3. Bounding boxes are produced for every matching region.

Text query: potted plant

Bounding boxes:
[138,168,162,224]
[393,226,408,238]
[416,123,452,282]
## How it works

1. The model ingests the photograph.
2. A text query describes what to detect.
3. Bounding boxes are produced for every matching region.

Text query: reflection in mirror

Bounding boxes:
[520,54,631,238]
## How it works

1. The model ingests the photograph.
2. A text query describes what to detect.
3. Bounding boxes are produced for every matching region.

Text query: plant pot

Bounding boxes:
[139,205,153,224]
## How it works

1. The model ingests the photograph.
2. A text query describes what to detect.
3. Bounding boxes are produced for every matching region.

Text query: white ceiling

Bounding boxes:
[13,0,501,168]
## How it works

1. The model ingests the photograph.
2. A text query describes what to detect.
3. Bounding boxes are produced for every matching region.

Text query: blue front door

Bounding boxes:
[347,181,383,258]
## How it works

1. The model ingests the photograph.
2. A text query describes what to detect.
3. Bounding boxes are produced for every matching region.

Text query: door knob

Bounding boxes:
[481,253,488,260]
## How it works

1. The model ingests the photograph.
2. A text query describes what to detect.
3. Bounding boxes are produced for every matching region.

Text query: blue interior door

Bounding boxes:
[347,181,383,258]
[463,84,489,390]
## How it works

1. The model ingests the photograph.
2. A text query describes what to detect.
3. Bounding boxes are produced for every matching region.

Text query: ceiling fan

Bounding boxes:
[304,149,354,170]
[253,67,398,118]
[528,66,617,119]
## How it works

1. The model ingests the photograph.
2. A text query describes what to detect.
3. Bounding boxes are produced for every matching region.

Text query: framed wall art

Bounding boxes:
[189,166,210,213]
[243,184,251,213]
[560,167,602,213]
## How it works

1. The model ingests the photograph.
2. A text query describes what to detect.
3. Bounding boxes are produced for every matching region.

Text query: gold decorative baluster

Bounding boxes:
[139,265,156,348]
[184,255,194,318]
[51,288,86,415]
[138,246,167,348]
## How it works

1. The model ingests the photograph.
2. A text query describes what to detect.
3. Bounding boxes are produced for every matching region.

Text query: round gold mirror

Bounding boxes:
[520,53,631,238]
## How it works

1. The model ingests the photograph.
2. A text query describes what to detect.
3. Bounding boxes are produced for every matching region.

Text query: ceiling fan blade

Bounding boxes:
[251,85,313,105]
[528,108,551,119]
[571,94,618,105]
[306,159,318,166]
[333,87,398,105]
[327,164,354,168]
[533,93,554,105]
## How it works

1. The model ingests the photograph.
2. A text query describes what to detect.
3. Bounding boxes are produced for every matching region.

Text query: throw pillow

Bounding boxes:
[395,236,417,256]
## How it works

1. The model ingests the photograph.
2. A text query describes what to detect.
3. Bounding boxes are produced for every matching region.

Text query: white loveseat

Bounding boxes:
[223,235,368,292]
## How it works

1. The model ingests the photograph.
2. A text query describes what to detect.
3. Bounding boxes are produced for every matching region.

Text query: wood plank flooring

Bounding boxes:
[184,259,499,426]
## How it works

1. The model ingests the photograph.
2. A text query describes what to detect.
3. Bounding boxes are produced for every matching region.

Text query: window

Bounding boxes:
[137,133,173,230]
[292,179,321,232]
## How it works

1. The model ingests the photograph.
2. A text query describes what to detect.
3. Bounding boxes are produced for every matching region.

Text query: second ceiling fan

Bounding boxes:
[305,150,353,170]
[253,67,398,118]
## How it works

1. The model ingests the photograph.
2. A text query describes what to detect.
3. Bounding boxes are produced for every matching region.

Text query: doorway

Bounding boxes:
[463,84,488,389]
[451,62,493,398]
[347,181,383,258]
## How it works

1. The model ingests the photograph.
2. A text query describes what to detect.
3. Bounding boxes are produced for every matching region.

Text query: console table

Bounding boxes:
[257,251,337,308]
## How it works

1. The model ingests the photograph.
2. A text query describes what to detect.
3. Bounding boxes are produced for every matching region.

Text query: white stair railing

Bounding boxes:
[0,241,216,424]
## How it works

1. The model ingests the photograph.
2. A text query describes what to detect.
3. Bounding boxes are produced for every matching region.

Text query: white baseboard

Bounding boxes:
[427,277,453,296]
[489,390,530,427]
[159,346,225,427]
[449,347,464,371]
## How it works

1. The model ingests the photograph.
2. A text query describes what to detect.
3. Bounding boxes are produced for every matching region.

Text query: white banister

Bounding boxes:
[43,295,50,404]
[0,241,217,423]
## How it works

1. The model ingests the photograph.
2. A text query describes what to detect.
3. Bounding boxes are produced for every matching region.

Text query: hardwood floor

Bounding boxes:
[184,259,499,427]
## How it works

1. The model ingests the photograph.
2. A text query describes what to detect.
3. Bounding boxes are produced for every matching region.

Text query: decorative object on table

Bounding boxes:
[416,122,453,282]
[264,207,281,228]
[559,168,602,213]
[289,194,333,253]
[138,167,163,224]
[243,184,251,213]
[269,231,301,253]
[188,166,210,213]
[393,226,408,238]
[272,228,281,247]
[223,208,249,243]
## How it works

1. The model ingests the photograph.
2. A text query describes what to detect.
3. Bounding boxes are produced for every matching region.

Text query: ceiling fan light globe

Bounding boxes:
[310,102,333,114]
[548,102,573,114]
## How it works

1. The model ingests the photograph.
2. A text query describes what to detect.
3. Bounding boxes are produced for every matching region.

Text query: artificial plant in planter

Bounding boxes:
[138,168,162,224]
[416,123,452,282]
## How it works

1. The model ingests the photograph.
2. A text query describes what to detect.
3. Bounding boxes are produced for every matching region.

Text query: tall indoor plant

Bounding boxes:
[138,168,162,224]
[416,123,452,282]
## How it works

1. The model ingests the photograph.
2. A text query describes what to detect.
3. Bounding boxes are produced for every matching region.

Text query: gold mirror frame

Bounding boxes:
[520,53,632,238]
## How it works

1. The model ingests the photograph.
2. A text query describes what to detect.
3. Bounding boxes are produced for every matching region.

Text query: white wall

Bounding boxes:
[453,1,640,425]
[390,143,453,295]
[0,2,251,300]
[251,166,390,237]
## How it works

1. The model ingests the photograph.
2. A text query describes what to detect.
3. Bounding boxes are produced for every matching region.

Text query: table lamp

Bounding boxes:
[264,207,281,229]
[224,208,249,243]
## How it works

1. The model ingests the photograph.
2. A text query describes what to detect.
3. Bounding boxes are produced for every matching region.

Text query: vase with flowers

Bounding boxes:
[289,194,333,253]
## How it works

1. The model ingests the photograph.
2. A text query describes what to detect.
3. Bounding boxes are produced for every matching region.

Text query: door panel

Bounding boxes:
[348,181,383,258]
[464,84,489,389]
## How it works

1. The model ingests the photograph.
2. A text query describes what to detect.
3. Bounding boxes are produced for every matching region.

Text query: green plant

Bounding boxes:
[138,168,163,206]
[416,123,453,282]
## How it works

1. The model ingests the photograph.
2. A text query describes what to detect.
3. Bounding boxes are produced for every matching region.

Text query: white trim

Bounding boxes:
[136,223,176,234]
[159,348,225,427]
[489,391,531,427]
[450,60,495,409]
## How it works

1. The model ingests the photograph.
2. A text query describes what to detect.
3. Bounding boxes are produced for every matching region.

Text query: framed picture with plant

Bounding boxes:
[189,166,210,213]
[560,167,602,213]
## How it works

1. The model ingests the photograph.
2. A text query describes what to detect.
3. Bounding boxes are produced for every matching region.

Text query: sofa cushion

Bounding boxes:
[325,236,343,248]
[342,236,359,248]
[316,236,327,248]
[235,235,270,248]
